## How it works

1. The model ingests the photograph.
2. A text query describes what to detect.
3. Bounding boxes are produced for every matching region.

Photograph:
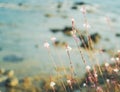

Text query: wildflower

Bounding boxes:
[106,79,110,83]
[67,79,71,84]
[44,42,50,48]
[96,86,103,92]
[83,83,86,87]
[50,81,56,87]
[51,37,56,42]
[116,57,119,61]
[110,57,115,61]
[105,63,109,67]
[66,45,72,52]
[113,68,119,72]
[71,18,75,30]
[80,7,86,14]
[83,23,91,28]
[86,65,91,71]
[94,73,98,77]
[71,18,74,22]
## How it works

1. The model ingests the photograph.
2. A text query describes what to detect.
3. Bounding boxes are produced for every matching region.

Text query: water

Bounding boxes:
[0,0,120,78]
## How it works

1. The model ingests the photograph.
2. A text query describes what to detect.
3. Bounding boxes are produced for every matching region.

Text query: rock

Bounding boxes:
[62,27,72,36]
[57,2,62,9]
[90,33,101,43]
[3,55,23,62]
[22,77,32,86]
[116,33,120,37]
[18,3,23,6]
[50,29,61,33]
[53,40,67,48]
[71,6,78,10]
[74,2,86,5]
[4,70,14,77]
[35,44,39,48]
[80,33,101,49]
[0,75,8,82]
[0,68,5,74]
[6,77,19,87]
[50,26,78,36]
[44,13,53,18]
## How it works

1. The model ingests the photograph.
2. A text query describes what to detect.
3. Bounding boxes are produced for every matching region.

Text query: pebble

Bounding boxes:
[4,70,14,77]
[6,77,19,87]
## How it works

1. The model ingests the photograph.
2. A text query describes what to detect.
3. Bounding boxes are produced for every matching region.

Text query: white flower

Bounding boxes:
[94,73,98,77]
[71,18,75,23]
[67,79,71,84]
[106,79,110,83]
[50,81,56,87]
[83,83,86,87]
[51,37,56,42]
[86,65,91,71]
[44,42,50,48]
[66,45,72,52]
[110,57,115,61]
[116,57,119,61]
[105,63,109,67]
[83,23,91,28]
[113,68,119,72]
[80,7,86,14]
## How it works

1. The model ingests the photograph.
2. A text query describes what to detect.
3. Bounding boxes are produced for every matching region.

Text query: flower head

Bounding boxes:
[110,57,115,61]
[71,18,75,30]
[51,37,56,42]
[44,42,50,48]
[94,73,98,77]
[67,79,71,84]
[83,23,91,28]
[80,7,86,14]
[113,68,119,73]
[105,63,109,67]
[86,65,91,71]
[50,81,56,87]
[66,45,72,52]
[106,79,110,83]
[116,57,119,61]
[96,86,103,92]
[83,83,86,87]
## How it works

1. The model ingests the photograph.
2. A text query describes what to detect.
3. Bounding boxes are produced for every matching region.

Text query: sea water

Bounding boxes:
[0,0,120,78]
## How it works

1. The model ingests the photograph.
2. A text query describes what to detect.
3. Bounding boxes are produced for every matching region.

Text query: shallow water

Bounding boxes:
[0,0,120,78]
